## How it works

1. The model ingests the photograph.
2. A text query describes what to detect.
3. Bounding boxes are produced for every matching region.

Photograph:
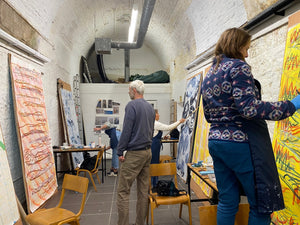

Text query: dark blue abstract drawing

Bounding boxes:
[60,88,83,167]
[176,73,201,181]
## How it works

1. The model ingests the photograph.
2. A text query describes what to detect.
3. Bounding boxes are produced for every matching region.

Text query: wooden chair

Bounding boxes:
[75,150,104,191]
[26,174,89,225]
[147,162,192,225]
[159,155,173,163]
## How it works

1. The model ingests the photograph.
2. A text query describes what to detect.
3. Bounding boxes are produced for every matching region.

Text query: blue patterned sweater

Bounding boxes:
[201,55,296,143]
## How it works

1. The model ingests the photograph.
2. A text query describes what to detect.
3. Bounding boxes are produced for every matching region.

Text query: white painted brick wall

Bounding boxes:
[187,0,248,55]
[247,25,288,138]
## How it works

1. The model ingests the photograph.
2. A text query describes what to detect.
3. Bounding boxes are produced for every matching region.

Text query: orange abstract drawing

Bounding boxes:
[9,55,57,213]
[271,20,300,225]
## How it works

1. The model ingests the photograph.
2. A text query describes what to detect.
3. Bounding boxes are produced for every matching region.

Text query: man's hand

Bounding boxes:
[119,156,125,162]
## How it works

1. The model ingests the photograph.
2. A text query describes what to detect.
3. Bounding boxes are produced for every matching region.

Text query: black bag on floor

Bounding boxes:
[80,155,97,170]
[153,179,187,196]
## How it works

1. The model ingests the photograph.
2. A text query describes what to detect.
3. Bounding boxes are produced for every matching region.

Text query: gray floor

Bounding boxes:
[44,159,205,225]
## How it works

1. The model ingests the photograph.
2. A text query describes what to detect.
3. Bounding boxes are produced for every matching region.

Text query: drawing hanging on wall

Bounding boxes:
[9,54,57,213]
[57,79,84,168]
[0,124,22,225]
[271,11,300,224]
[176,72,202,181]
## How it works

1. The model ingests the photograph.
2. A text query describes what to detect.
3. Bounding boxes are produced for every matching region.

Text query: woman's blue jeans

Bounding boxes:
[208,140,271,225]
[112,147,119,169]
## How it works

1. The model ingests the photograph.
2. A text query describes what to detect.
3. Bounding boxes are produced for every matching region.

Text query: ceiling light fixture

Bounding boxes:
[128,8,138,43]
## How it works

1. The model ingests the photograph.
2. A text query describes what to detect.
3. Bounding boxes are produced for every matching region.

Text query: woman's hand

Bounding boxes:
[179,118,185,123]
[94,127,101,132]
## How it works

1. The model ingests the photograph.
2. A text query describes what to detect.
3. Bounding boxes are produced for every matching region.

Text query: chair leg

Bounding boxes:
[187,201,192,225]
[179,203,183,218]
[150,203,155,225]
[96,173,101,184]
[88,172,97,191]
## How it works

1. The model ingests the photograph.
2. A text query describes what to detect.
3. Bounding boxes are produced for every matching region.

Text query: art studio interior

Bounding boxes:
[1,0,300,225]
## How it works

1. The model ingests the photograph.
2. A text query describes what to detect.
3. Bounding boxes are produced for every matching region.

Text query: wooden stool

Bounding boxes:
[159,155,173,163]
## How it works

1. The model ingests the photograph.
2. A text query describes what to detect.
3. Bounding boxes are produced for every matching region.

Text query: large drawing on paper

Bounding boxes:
[0,125,20,224]
[176,73,202,181]
[191,67,212,197]
[58,80,83,167]
[191,97,212,197]
[271,13,300,224]
[9,54,57,213]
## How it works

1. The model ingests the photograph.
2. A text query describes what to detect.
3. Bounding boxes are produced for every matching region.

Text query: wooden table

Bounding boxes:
[53,147,107,181]
[187,163,218,204]
[161,139,179,143]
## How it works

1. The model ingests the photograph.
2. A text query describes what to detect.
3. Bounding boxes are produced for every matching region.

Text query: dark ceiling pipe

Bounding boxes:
[111,0,156,49]
[124,49,130,82]
[95,0,156,81]
[242,0,297,30]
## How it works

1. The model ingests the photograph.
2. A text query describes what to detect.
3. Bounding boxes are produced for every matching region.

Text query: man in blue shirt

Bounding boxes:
[117,80,155,225]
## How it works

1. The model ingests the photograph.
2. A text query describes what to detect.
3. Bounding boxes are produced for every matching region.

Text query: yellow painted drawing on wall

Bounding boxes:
[271,21,300,224]
[192,78,212,197]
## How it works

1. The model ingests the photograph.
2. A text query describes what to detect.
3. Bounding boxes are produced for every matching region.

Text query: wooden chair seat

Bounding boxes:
[147,163,192,225]
[25,174,89,225]
[150,193,190,205]
[26,208,76,225]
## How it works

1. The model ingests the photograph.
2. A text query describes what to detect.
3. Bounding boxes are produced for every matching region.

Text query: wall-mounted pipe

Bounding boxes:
[243,0,296,30]
[0,28,50,63]
[95,0,155,81]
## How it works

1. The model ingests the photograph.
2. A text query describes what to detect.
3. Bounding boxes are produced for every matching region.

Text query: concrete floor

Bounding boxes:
[43,159,206,225]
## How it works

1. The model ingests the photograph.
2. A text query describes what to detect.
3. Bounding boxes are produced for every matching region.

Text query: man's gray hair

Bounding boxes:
[129,80,145,95]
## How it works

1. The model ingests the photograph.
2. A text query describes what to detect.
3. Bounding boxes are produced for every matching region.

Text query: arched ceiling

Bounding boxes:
[5,0,248,70]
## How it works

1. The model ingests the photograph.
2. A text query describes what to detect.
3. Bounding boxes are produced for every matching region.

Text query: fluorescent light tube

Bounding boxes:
[128,8,138,43]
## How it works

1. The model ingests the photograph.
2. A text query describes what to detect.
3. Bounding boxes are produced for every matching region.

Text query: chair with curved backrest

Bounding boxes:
[147,162,192,225]
[75,150,104,191]
[26,174,89,225]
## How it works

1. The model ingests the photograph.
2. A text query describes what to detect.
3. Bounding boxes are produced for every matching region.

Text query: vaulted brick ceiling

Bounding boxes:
[4,0,248,68]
